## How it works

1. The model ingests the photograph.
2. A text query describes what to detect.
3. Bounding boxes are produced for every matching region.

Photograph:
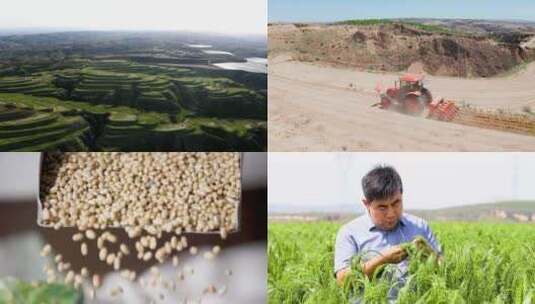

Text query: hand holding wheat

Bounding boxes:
[381,245,408,264]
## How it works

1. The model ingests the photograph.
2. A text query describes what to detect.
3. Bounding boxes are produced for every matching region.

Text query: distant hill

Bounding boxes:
[0,28,80,37]
[268,202,362,214]
[270,201,535,223]
[392,18,535,36]
[410,200,535,222]
[269,18,535,77]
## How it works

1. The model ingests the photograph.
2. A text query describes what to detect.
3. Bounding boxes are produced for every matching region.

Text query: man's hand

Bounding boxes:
[336,267,351,286]
[381,245,408,264]
[356,245,408,280]
[336,245,409,285]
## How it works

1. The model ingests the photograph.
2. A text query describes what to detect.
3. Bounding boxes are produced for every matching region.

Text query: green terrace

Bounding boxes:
[0,61,265,118]
[0,93,140,115]
[0,102,91,151]
[65,68,180,112]
[0,76,60,97]
[0,93,265,151]
[97,112,266,151]
[0,58,266,151]
[87,60,192,77]
[173,76,266,119]
[173,76,255,98]
[0,60,89,77]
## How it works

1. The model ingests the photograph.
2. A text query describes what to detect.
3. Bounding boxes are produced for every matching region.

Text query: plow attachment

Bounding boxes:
[427,99,460,121]
[376,98,535,136]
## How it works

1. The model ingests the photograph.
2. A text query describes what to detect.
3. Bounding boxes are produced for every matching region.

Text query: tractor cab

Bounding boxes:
[398,73,425,91]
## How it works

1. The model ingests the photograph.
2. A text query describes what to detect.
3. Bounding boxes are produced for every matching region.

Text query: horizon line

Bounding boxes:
[0,27,267,37]
[268,16,535,24]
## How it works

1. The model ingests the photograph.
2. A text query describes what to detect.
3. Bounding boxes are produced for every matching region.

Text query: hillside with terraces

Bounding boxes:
[0,31,267,151]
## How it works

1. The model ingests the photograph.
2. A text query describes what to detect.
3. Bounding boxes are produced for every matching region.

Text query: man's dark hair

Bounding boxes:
[361,165,403,203]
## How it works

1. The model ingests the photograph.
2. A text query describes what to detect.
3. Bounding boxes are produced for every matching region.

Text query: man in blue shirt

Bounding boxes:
[334,165,442,295]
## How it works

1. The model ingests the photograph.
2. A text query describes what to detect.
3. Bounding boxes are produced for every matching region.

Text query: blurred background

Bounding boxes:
[269,152,535,222]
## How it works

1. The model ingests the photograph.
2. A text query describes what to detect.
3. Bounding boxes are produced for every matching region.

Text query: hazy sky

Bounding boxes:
[269,0,535,23]
[269,153,535,212]
[1,0,266,35]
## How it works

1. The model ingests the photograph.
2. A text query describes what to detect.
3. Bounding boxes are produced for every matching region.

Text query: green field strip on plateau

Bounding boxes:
[0,59,266,151]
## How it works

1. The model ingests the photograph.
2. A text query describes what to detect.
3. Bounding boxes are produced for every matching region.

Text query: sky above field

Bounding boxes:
[269,0,535,22]
[0,0,266,35]
[269,153,535,212]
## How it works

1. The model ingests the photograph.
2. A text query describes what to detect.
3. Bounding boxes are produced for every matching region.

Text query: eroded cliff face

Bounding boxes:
[269,22,535,77]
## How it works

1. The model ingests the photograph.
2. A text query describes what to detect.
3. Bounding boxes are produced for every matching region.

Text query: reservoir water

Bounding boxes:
[214,57,267,74]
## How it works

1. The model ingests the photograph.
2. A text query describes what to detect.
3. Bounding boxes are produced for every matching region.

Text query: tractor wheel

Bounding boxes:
[380,96,392,109]
[421,88,433,105]
[403,95,425,115]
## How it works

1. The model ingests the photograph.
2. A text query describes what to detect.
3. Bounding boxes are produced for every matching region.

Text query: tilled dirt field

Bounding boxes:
[268,56,535,151]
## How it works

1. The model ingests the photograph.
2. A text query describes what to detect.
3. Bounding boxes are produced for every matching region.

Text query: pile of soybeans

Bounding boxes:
[39,152,241,302]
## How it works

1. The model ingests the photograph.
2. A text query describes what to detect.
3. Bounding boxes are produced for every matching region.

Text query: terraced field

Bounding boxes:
[175,76,266,118]
[0,58,267,151]
[0,76,60,97]
[67,67,178,112]
[96,112,265,151]
[0,102,91,151]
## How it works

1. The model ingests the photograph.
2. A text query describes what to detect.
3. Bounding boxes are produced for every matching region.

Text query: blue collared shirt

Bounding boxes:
[334,213,442,276]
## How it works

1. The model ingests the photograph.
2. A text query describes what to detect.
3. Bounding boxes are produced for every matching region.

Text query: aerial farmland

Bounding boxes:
[0,31,267,151]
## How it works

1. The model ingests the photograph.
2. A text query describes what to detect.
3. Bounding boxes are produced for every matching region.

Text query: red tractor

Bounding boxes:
[377,73,459,121]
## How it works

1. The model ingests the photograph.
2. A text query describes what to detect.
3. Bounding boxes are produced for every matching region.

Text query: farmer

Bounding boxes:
[334,165,442,299]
